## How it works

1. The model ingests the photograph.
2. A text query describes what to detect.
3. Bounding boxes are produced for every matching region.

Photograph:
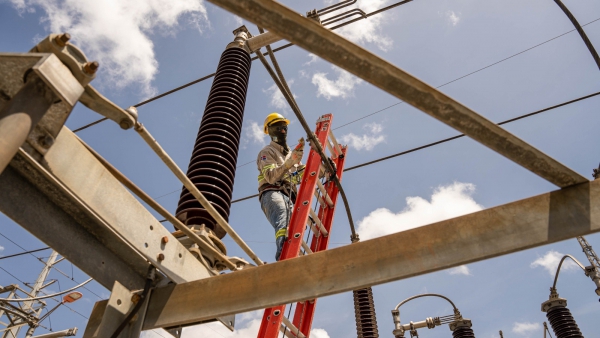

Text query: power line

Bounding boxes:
[345,90,600,171]
[0,247,51,261]
[221,90,600,204]
[71,0,414,133]
[0,232,103,300]
[150,16,600,203]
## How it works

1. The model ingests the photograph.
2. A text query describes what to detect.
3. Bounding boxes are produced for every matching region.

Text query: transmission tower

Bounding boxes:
[0,250,77,337]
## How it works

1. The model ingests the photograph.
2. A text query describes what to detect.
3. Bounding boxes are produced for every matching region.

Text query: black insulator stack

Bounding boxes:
[353,287,379,338]
[546,306,584,338]
[452,326,476,338]
[176,47,251,239]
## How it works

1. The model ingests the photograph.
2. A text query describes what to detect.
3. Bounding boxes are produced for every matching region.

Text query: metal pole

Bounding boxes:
[553,0,600,71]
[0,74,55,175]
[30,328,77,338]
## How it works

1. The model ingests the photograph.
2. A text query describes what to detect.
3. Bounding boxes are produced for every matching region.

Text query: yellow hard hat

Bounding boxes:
[263,112,290,134]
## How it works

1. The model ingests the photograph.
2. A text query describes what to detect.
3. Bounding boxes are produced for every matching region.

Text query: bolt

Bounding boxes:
[161,236,169,244]
[157,253,165,261]
[54,33,71,47]
[83,61,99,75]
[119,118,133,129]
[131,293,141,304]
[38,135,54,148]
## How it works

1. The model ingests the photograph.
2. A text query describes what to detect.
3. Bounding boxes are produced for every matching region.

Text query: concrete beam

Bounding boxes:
[143,179,600,329]
[206,0,587,188]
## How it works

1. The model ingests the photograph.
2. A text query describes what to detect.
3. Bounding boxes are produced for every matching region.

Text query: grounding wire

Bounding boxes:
[71,0,413,133]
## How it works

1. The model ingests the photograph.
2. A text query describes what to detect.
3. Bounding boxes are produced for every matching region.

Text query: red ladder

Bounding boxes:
[257,114,347,338]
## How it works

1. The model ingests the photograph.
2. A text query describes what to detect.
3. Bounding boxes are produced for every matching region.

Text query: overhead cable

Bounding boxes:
[0,278,92,302]
[0,247,51,260]
[223,90,600,204]
[0,232,103,300]
[72,0,414,133]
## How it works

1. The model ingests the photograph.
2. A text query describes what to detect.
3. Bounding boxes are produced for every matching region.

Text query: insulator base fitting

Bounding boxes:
[450,319,475,338]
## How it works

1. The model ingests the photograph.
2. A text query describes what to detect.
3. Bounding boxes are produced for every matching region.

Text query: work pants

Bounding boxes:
[260,190,293,261]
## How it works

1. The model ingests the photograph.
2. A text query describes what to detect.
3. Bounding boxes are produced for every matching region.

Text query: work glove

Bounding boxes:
[284,148,303,169]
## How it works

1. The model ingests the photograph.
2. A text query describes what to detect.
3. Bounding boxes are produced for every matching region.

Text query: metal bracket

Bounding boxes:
[31,33,135,130]
[83,281,150,338]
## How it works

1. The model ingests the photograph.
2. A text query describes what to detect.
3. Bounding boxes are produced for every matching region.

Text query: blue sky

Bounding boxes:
[1,0,600,337]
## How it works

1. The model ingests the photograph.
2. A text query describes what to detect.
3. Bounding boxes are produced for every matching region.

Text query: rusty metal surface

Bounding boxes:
[42,127,211,283]
[143,179,600,329]
[176,47,252,239]
[205,0,587,188]
[0,164,146,290]
[0,53,83,162]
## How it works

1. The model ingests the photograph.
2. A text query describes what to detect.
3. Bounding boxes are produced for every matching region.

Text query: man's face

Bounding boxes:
[268,121,288,142]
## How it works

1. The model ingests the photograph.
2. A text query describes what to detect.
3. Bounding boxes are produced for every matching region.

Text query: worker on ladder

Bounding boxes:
[257,112,305,261]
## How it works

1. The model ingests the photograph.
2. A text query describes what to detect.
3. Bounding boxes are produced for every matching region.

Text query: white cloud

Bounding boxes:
[530,250,579,277]
[304,53,319,65]
[312,66,363,100]
[311,328,331,338]
[9,0,208,96]
[446,10,461,26]
[512,322,541,335]
[357,182,483,240]
[245,121,267,146]
[0,245,4,253]
[448,265,471,276]
[340,122,386,151]
[263,80,295,110]
[326,0,393,51]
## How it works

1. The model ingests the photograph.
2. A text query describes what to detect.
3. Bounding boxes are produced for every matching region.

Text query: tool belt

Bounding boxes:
[258,183,297,203]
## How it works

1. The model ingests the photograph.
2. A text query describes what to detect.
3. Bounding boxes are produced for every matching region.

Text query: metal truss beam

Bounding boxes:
[206,0,587,188]
[142,179,600,329]
[0,127,211,290]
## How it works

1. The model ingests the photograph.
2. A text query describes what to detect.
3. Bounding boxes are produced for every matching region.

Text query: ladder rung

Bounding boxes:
[326,139,337,159]
[316,180,334,207]
[328,130,343,157]
[301,240,313,254]
[307,218,320,237]
[313,189,327,208]
[309,209,328,237]
[281,317,306,338]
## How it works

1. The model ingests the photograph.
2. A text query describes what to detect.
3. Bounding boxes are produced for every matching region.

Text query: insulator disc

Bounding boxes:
[353,287,379,338]
[176,47,251,238]
[546,306,584,338]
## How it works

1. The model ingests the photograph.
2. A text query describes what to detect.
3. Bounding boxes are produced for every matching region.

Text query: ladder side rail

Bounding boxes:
[292,147,347,336]
[278,115,333,260]
[257,114,333,338]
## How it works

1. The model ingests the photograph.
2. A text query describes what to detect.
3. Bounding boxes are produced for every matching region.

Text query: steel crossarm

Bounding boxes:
[258,114,336,338]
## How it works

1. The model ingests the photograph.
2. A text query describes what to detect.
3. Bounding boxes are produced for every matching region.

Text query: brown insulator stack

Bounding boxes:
[353,287,379,338]
[175,45,251,239]
[546,306,584,338]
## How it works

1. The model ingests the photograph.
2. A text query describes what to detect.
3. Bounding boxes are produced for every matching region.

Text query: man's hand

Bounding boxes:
[284,148,303,169]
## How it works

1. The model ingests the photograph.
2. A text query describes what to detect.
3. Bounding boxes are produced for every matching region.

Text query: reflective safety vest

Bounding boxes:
[256,141,304,198]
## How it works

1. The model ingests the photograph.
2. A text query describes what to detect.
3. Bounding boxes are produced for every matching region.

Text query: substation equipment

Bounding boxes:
[391,294,475,338]
[2,0,600,337]
[540,234,600,338]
